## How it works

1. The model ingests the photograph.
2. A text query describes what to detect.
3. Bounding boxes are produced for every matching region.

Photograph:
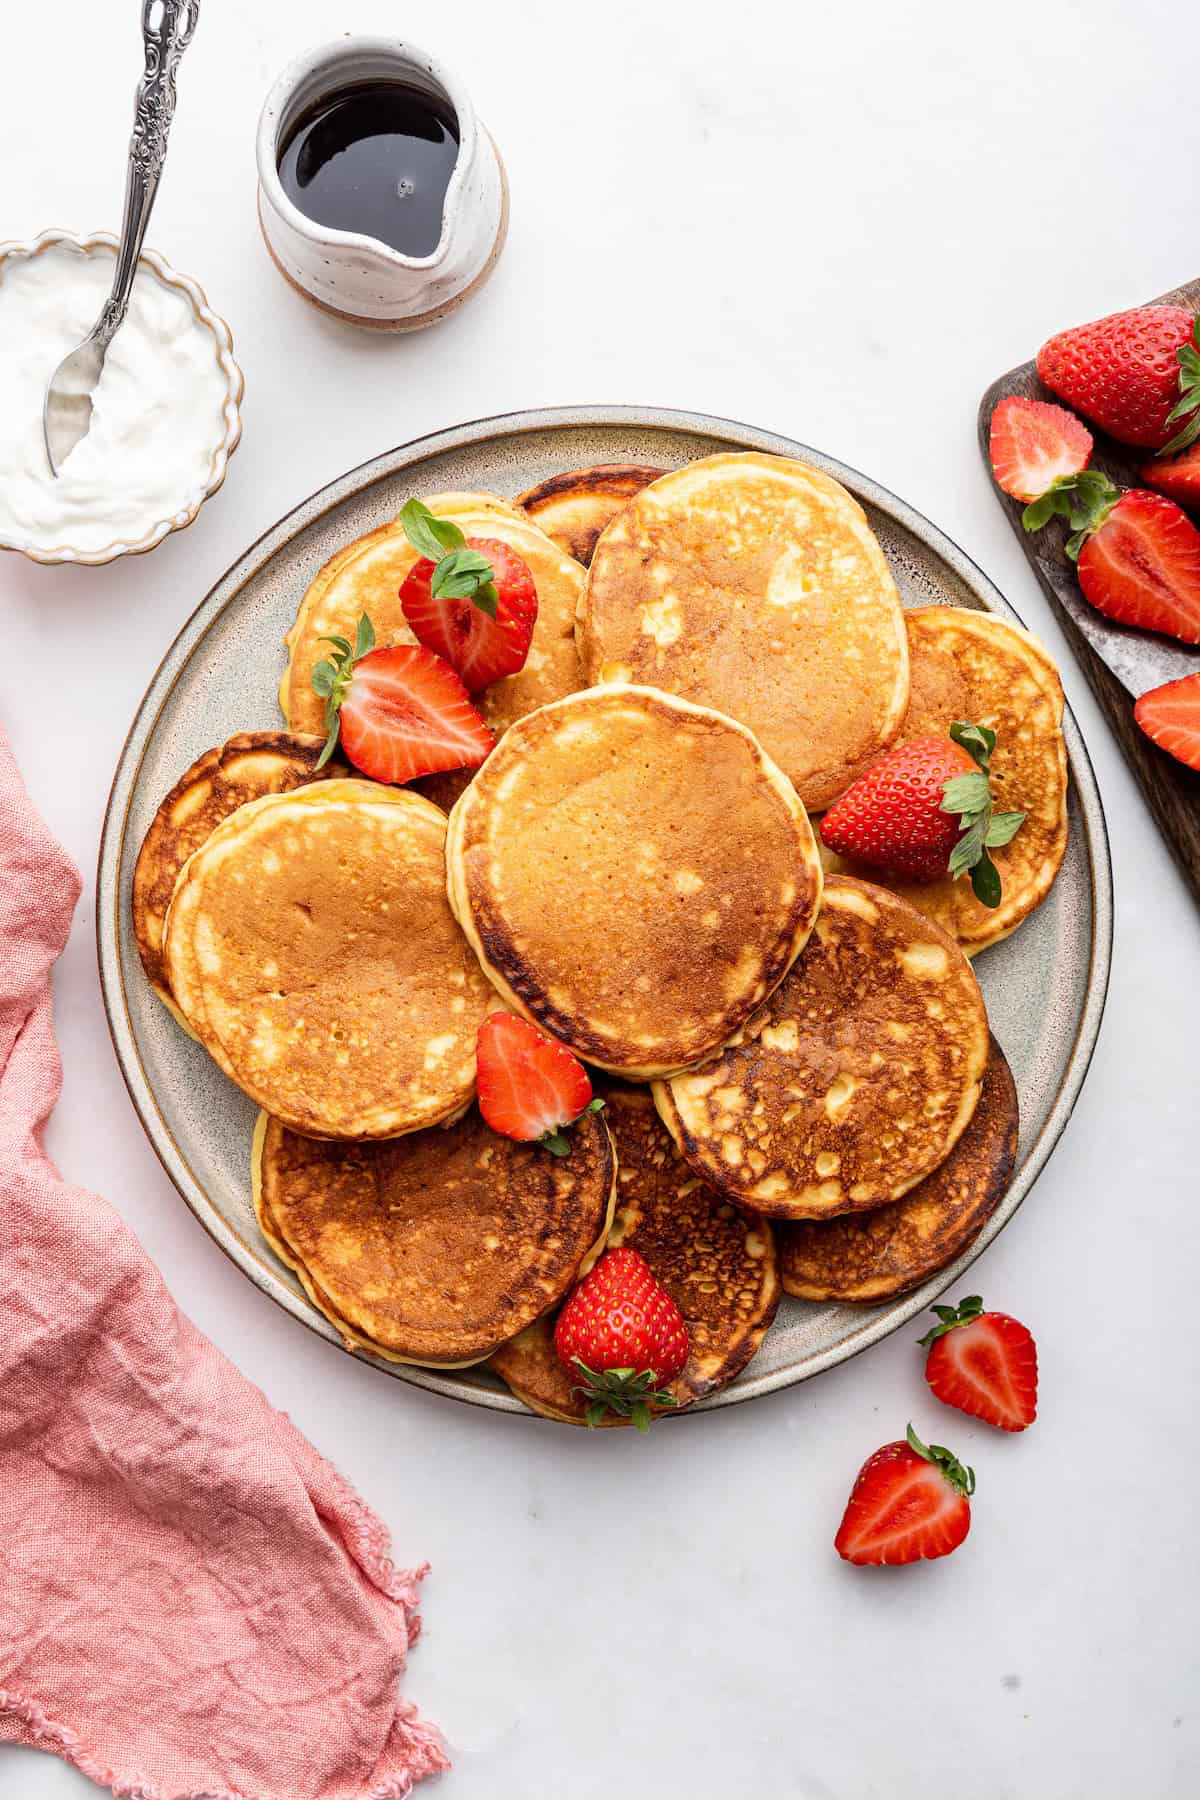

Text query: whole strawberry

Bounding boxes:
[554,1248,689,1431]
[835,1425,975,1566]
[1037,306,1200,453]
[820,723,1025,908]
[920,1295,1038,1432]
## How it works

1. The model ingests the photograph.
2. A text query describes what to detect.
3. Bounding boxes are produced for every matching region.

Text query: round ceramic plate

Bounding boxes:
[98,407,1112,1417]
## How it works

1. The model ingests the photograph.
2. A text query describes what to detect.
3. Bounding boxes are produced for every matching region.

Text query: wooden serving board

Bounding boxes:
[978,276,1200,906]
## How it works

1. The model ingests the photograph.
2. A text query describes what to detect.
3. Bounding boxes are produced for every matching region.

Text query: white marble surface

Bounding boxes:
[3,2,1199,1796]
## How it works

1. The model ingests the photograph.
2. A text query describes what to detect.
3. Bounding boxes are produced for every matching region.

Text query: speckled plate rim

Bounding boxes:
[0,229,244,566]
[97,404,1112,1419]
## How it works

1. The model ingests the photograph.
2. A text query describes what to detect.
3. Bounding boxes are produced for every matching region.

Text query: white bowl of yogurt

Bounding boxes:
[0,230,243,565]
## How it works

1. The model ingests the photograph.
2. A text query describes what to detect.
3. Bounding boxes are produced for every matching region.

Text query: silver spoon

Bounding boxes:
[43,0,199,475]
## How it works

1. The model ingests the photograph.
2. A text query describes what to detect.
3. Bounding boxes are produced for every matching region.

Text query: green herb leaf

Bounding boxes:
[354,612,375,659]
[430,547,500,617]
[1159,320,1200,455]
[986,809,1026,847]
[1021,474,1078,533]
[323,634,352,659]
[310,659,337,698]
[585,1097,606,1115]
[969,850,1002,908]
[540,1128,572,1156]
[949,720,995,771]
[941,770,990,816]
[400,497,465,561]
[948,813,988,881]
[315,717,341,770]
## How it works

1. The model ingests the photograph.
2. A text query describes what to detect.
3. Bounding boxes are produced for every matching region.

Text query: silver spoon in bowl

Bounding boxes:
[43,0,199,475]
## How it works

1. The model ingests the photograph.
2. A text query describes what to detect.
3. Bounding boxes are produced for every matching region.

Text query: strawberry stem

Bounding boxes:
[400,498,498,617]
[311,611,376,767]
[917,1293,984,1346]
[570,1359,679,1432]
[940,724,1024,907]
[538,1097,605,1158]
[1020,469,1122,561]
[1160,316,1200,457]
[905,1423,975,1496]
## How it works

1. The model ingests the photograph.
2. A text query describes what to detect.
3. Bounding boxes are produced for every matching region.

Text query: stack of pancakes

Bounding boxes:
[134,453,1067,1420]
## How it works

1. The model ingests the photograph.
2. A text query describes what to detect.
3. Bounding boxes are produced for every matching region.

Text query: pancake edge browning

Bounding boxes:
[132,730,336,1009]
[653,876,990,1218]
[444,683,824,1079]
[253,1109,620,1367]
[515,463,668,566]
[164,780,489,1140]
[777,1035,1019,1302]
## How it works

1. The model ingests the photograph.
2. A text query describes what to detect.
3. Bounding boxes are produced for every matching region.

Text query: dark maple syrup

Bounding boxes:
[277,81,460,259]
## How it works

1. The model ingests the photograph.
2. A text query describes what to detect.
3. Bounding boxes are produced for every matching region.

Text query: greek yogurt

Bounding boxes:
[0,238,237,557]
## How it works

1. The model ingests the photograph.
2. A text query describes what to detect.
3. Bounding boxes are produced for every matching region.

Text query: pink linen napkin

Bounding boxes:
[0,728,448,1800]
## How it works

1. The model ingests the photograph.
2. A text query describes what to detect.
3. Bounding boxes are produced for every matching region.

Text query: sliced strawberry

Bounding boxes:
[475,1013,600,1155]
[310,614,494,784]
[988,396,1093,502]
[1134,671,1200,772]
[401,535,537,693]
[1139,442,1200,514]
[1024,476,1200,646]
[1077,490,1200,645]
[835,1425,974,1566]
[920,1296,1038,1432]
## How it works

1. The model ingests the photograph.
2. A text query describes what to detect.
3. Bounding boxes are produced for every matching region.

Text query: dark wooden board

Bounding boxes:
[978,276,1200,907]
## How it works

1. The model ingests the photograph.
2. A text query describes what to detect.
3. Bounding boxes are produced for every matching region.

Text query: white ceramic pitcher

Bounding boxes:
[256,36,507,331]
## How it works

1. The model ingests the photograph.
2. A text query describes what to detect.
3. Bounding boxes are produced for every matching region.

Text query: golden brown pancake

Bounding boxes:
[133,731,337,1007]
[490,1083,780,1423]
[822,606,1068,953]
[515,464,667,566]
[255,1104,615,1365]
[778,1037,1018,1301]
[281,493,587,749]
[578,453,910,810]
[163,780,494,1139]
[446,684,823,1079]
[655,876,989,1218]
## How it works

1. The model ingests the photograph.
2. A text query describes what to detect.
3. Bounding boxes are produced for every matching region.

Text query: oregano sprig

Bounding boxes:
[941,721,1026,908]
[400,497,499,619]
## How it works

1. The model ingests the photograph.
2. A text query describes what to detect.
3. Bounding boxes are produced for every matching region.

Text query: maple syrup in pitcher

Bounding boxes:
[277,80,461,259]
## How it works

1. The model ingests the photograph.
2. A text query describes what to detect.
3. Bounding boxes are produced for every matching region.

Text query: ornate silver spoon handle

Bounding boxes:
[96,0,200,345]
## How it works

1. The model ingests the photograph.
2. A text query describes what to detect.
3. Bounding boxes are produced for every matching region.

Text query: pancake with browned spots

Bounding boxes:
[654,876,989,1218]
[163,781,494,1139]
[490,1084,780,1422]
[577,453,910,810]
[778,1037,1018,1301]
[133,731,339,1009]
[446,684,823,1079]
[254,1104,615,1365]
[822,607,1068,953]
[280,493,587,753]
[516,464,666,566]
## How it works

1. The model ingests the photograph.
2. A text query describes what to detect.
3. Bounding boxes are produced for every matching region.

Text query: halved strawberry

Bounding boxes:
[835,1425,974,1566]
[1139,441,1200,515]
[1134,671,1200,772]
[1024,474,1200,645]
[920,1295,1038,1432]
[311,614,494,784]
[399,499,538,693]
[988,396,1093,502]
[475,1013,602,1155]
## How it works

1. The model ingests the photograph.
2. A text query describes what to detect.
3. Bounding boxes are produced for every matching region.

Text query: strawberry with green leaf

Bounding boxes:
[819,723,1025,908]
[1023,473,1200,645]
[475,1012,604,1156]
[554,1248,689,1431]
[399,498,538,693]
[1037,306,1200,454]
[312,611,494,784]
